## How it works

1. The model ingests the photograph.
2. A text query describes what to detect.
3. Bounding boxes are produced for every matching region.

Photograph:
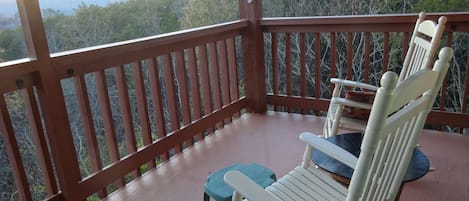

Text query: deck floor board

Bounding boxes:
[106,112,469,201]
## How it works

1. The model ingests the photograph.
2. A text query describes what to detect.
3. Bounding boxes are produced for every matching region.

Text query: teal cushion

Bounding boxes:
[204,163,276,201]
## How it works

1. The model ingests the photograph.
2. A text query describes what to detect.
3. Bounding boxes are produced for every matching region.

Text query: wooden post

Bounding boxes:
[17,0,82,200]
[239,0,266,113]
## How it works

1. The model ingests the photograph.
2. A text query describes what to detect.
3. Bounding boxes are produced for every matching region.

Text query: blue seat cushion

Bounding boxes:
[204,163,276,201]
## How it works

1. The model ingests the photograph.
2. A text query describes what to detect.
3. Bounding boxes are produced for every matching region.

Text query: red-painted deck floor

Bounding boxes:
[106,112,469,201]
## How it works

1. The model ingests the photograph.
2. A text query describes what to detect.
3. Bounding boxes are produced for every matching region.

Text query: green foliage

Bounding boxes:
[378,0,419,13]
[180,0,238,29]
[86,195,101,201]
[0,48,4,62]
[263,0,406,17]
[41,0,182,53]
[413,0,469,12]
[264,0,319,17]
[42,9,72,52]
[0,28,27,61]
[0,92,50,201]
[155,0,181,33]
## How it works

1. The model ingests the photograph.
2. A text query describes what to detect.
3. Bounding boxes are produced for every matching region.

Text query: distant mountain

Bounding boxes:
[0,0,123,17]
[0,15,19,31]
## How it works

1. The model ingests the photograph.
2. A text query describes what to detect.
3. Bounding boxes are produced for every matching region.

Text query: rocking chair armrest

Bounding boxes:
[300,132,358,169]
[224,170,279,201]
[331,78,379,91]
[332,97,373,110]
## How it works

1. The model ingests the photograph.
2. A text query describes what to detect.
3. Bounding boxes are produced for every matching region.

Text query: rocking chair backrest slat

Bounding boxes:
[405,38,430,76]
[347,47,453,201]
[399,13,447,83]
[388,70,438,114]
[418,20,441,37]
[323,13,447,139]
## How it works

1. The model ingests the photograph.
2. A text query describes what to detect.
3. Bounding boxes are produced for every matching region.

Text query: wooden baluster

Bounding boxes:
[208,42,223,128]
[227,38,240,118]
[175,51,193,146]
[199,45,214,133]
[147,58,169,160]
[300,33,307,114]
[383,32,390,73]
[364,32,371,83]
[114,66,141,176]
[314,32,321,115]
[402,32,410,63]
[347,33,353,81]
[131,62,156,168]
[330,32,337,95]
[23,88,59,197]
[218,40,232,123]
[0,94,33,201]
[95,70,125,186]
[74,75,108,197]
[272,33,280,111]
[462,53,469,133]
[187,48,204,140]
[440,33,453,112]
[285,33,292,112]
[162,54,182,153]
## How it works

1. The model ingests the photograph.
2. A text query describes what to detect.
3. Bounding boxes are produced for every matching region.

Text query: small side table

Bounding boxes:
[204,163,276,201]
[312,132,430,184]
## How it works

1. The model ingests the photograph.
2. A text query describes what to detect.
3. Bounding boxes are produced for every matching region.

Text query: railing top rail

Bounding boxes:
[260,12,469,26]
[0,20,248,82]
[43,20,247,80]
[52,20,247,59]
[0,58,37,78]
[51,20,248,71]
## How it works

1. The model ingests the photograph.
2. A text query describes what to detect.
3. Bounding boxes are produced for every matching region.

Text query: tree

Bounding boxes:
[180,0,238,29]
[0,28,27,61]
[0,48,4,62]
[412,0,469,12]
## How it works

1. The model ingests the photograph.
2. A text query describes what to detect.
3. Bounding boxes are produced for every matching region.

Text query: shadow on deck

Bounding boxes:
[106,112,469,201]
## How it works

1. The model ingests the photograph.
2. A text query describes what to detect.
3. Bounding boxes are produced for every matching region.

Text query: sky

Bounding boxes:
[0,0,122,17]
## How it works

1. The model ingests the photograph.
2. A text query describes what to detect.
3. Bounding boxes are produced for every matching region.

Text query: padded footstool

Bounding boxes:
[204,163,276,201]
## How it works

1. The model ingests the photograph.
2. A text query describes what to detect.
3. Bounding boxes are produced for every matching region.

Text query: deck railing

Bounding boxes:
[57,20,248,200]
[1,1,469,200]
[0,5,249,200]
[262,12,469,132]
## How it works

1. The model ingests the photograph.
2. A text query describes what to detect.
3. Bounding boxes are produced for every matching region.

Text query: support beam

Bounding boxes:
[239,0,266,113]
[16,0,82,199]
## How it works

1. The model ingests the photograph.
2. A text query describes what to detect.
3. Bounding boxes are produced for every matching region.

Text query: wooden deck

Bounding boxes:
[106,112,469,201]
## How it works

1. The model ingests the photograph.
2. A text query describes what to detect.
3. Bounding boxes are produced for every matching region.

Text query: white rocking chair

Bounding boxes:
[224,47,453,201]
[323,12,447,138]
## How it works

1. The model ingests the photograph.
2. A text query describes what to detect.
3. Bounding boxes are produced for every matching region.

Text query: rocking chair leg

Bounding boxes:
[394,183,405,201]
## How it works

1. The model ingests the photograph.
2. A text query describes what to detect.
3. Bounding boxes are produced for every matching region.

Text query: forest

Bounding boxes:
[0,0,468,200]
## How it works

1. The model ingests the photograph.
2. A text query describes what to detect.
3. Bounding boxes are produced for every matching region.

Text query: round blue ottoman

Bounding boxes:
[204,163,276,201]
